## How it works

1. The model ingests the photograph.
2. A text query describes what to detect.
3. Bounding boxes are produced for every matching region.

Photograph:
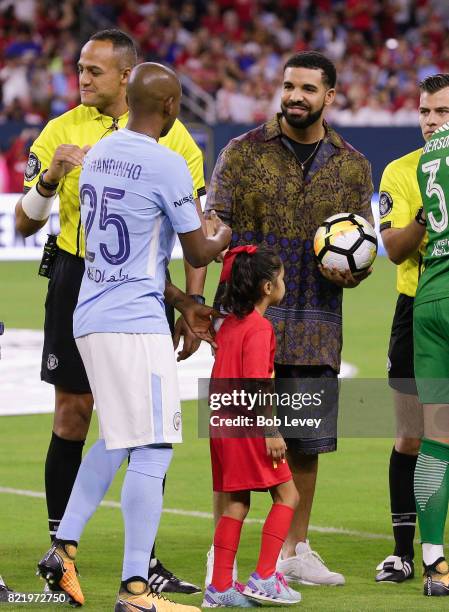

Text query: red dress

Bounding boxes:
[210,309,291,491]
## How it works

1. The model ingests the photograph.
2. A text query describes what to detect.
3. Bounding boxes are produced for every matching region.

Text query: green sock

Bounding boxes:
[415,438,449,545]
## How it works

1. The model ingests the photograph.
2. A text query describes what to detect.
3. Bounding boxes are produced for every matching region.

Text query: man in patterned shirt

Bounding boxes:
[205,51,373,587]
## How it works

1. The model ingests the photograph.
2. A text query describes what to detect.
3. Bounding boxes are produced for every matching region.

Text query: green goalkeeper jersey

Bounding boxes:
[416,121,449,306]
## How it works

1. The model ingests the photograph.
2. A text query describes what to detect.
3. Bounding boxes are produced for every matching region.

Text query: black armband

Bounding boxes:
[415,207,426,226]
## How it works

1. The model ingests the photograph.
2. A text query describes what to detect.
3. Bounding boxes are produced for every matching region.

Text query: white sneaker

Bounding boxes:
[277,540,345,586]
[204,545,238,587]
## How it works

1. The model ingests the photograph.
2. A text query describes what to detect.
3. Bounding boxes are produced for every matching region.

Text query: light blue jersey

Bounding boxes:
[73,128,201,337]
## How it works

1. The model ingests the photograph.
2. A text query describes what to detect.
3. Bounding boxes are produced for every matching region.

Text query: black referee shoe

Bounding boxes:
[375,555,414,583]
[423,558,449,596]
[148,559,201,594]
[0,575,18,602]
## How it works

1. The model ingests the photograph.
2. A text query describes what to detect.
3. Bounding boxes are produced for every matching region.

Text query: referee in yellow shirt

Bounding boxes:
[376,74,449,583]
[15,29,204,595]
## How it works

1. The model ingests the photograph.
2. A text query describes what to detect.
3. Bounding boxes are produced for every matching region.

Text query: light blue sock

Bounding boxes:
[57,439,127,542]
[121,445,173,581]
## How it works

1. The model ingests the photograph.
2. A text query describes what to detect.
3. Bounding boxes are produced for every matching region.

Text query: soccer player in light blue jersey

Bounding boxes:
[37,63,231,612]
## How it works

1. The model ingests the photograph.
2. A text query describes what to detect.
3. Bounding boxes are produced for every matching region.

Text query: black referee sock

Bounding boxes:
[389,447,417,559]
[45,432,85,542]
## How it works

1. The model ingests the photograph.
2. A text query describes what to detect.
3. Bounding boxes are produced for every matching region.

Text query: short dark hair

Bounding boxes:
[284,51,336,89]
[420,73,449,94]
[221,247,283,318]
[89,29,138,67]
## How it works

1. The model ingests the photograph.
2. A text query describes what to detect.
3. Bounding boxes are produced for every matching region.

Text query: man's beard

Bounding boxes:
[281,101,325,129]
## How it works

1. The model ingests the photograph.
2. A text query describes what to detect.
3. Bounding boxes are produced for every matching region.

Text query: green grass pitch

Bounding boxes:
[0,258,443,610]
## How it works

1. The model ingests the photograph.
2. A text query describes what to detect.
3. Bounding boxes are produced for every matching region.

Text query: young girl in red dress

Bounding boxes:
[203,246,301,608]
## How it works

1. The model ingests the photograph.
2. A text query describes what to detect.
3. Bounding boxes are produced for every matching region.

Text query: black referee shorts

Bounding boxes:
[387,293,417,395]
[41,249,176,395]
[41,249,90,393]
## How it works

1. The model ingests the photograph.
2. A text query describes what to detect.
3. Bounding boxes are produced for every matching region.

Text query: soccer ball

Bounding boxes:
[313,213,378,274]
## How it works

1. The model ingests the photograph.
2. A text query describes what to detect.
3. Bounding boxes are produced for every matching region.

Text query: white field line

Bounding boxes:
[0,486,392,541]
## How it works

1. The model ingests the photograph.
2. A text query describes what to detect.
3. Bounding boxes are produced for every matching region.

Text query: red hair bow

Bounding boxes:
[220,245,258,283]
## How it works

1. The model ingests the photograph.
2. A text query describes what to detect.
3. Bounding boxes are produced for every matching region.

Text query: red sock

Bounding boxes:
[255,503,294,579]
[211,516,244,591]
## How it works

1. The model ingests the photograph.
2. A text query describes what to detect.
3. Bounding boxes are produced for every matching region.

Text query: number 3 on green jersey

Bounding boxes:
[421,157,449,233]
[416,124,449,302]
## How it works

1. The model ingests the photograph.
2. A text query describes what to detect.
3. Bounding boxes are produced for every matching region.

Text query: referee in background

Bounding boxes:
[376,73,449,583]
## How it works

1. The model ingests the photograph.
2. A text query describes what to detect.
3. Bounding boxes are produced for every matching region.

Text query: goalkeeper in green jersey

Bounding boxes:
[414,73,449,597]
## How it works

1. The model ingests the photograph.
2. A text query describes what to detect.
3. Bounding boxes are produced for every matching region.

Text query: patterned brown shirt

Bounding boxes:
[206,115,374,371]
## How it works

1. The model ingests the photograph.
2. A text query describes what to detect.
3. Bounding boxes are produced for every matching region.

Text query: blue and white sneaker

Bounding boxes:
[202,582,259,607]
[243,572,301,606]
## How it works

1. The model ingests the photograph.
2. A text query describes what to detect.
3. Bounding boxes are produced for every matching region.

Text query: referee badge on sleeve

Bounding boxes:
[24,152,41,181]
[379,191,393,218]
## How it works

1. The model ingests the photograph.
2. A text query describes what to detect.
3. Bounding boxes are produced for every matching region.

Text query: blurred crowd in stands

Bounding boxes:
[0,0,447,190]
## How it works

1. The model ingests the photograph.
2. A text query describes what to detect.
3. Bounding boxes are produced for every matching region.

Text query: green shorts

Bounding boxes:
[414,297,449,403]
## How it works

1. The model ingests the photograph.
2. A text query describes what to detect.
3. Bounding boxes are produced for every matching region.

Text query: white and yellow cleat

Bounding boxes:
[37,542,84,606]
[115,581,201,612]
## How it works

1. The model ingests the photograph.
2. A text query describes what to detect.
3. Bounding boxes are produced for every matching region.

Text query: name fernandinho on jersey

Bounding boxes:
[85,157,142,180]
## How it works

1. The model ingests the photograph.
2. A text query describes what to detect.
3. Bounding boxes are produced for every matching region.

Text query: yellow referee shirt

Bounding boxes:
[23,105,206,257]
[379,148,426,297]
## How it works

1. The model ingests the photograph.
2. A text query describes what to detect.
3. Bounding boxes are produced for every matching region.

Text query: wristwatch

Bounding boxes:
[415,207,426,226]
[189,294,205,305]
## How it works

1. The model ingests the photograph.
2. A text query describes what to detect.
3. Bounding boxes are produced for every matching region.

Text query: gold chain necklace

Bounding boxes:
[299,139,322,171]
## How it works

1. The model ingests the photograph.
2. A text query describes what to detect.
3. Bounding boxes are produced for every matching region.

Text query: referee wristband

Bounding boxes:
[22,184,55,221]
[39,170,59,192]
